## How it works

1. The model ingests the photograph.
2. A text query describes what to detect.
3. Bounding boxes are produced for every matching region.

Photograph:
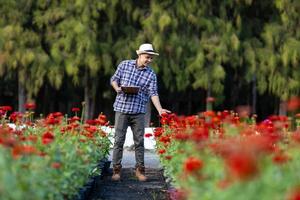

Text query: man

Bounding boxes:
[110,43,170,181]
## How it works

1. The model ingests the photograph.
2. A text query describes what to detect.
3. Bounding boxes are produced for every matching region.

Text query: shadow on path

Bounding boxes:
[87,149,170,200]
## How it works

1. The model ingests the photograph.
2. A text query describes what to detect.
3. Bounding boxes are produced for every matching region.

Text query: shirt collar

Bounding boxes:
[135,59,148,70]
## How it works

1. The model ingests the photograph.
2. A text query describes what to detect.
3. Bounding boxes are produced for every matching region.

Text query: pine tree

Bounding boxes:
[0,0,50,112]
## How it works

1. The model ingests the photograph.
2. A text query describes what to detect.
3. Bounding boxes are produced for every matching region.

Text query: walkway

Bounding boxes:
[88,149,170,200]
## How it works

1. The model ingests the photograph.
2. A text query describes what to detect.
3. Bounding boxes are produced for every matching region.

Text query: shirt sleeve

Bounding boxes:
[149,73,159,97]
[110,61,124,85]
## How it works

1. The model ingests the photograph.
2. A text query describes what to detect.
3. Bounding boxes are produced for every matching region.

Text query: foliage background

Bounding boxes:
[0,0,299,124]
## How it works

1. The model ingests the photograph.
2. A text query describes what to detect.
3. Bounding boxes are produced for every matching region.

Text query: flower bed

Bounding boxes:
[0,106,111,200]
[155,111,300,200]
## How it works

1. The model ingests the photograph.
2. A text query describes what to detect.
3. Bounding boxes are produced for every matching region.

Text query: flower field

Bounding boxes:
[155,104,300,199]
[0,105,111,200]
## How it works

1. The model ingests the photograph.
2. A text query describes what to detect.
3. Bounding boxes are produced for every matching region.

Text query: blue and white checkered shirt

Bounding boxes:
[111,60,158,114]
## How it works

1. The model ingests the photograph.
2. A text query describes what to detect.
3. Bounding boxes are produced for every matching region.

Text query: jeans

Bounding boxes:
[112,112,145,168]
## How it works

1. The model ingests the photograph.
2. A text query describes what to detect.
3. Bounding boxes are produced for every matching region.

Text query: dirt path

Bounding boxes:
[87,149,170,200]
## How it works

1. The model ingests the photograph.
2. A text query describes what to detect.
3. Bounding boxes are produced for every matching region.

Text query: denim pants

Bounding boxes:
[112,112,145,168]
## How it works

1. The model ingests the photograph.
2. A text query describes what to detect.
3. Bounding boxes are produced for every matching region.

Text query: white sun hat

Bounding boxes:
[136,43,159,56]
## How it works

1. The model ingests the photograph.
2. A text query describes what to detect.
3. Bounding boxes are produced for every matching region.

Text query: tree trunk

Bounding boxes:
[252,75,257,114]
[206,65,212,111]
[84,69,90,120]
[84,68,95,120]
[279,100,287,116]
[18,75,26,113]
[187,90,192,115]
[90,89,96,118]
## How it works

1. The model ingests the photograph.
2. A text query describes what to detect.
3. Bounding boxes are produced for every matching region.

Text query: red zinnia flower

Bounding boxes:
[0,106,13,112]
[225,152,258,180]
[159,135,171,144]
[85,125,98,134]
[174,132,189,141]
[9,112,23,122]
[11,145,37,159]
[45,114,60,125]
[24,103,36,110]
[51,162,62,169]
[183,157,203,173]
[42,131,55,145]
[144,133,153,138]
[287,186,300,200]
[86,119,96,125]
[69,116,80,123]
[158,149,166,154]
[97,114,108,126]
[287,97,300,111]
[191,127,209,142]
[272,153,291,165]
[165,155,172,160]
[154,127,164,137]
[72,107,80,112]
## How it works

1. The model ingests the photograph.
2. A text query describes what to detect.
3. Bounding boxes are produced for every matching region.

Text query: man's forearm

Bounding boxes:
[111,81,121,93]
[151,95,163,113]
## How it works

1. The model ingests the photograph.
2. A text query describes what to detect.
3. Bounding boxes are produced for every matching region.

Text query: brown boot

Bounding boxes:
[112,165,121,181]
[135,166,147,182]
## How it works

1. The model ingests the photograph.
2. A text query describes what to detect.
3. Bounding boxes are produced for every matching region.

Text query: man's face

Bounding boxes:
[139,54,154,66]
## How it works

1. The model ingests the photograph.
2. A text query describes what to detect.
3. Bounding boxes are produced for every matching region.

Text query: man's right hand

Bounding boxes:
[115,87,122,93]
[111,81,122,93]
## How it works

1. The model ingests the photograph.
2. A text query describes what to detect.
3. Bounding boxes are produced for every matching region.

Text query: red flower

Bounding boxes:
[42,131,55,145]
[24,103,36,110]
[287,96,300,111]
[144,133,153,138]
[202,110,215,118]
[159,135,171,144]
[86,119,96,125]
[97,114,108,126]
[69,116,80,123]
[225,152,258,180]
[158,149,166,154]
[0,110,5,116]
[190,127,209,142]
[71,107,80,112]
[165,155,172,160]
[51,162,62,169]
[154,127,164,137]
[11,145,37,159]
[183,157,203,173]
[0,106,13,112]
[45,114,60,125]
[287,186,300,200]
[54,112,63,117]
[9,112,23,122]
[160,113,171,125]
[27,135,38,143]
[174,132,189,141]
[85,125,98,134]
[272,153,291,165]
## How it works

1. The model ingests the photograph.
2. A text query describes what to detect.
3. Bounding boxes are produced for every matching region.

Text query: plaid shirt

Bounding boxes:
[111,60,158,114]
